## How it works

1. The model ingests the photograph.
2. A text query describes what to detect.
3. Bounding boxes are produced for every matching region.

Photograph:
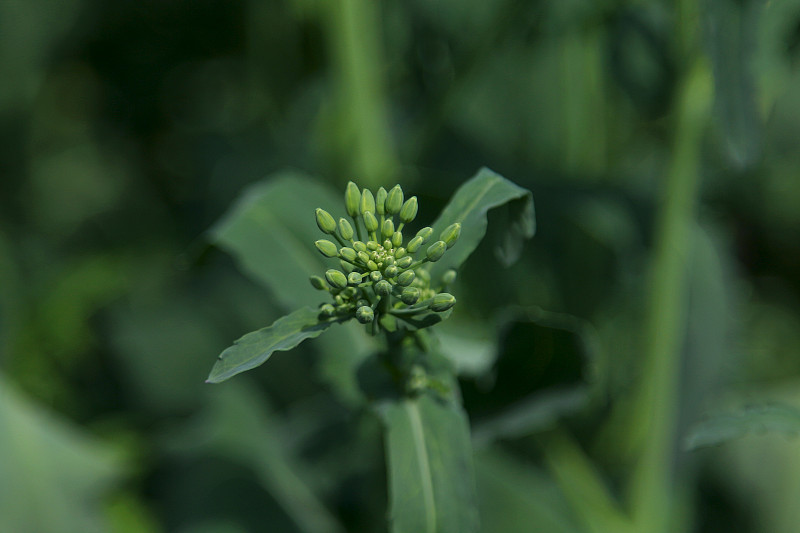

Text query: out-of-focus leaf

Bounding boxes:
[703,0,763,168]
[684,403,800,450]
[465,308,596,446]
[435,319,495,377]
[426,168,534,284]
[207,307,341,384]
[475,447,585,533]
[378,394,479,533]
[0,375,122,533]
[209,172,343,310]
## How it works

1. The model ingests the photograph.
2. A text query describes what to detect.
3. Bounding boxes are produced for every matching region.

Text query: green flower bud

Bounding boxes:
[383,239,393,250]
[384,265,398,278]
[392,231,403,248]
[382,218,395,239]
[334,295,344,305]
[399,197,418,224]
[345,182,361,217]
[442,269,457,285]
[370,271,382,282]
[430,293,456,312]
[440,223,461,249]
[320,303,336,317]
[357,251,370,264]
[397,256,413,269]
[339,247,356,263]
[340,260,354,273]
[375,280,392,297]
[316,208,337,234]
[315,239,339,258]
[416,226,434,242]
[367,260,379,271]
[356,305,374,324]
[356,299,370,307]
[325,269,348,289]
[416,268,431,283]
[348,271,363,285]
[342,287,357,298]
[386,185,404,214]
[384,256,395,266]
[310,275,329,290]
[376,187,387,215]
[401,287,420,305]
[353,241,367,252]
[426,241,447,262]
[366,241,379,251]
[395,247,406,259]
[406,236,423,253]
[397,270,415,286]
[338,218,354,240]
[360,189,375,215]
[364,211,379,232]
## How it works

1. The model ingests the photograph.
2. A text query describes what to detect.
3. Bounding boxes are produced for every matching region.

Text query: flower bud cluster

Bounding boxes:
[310,182,461,331]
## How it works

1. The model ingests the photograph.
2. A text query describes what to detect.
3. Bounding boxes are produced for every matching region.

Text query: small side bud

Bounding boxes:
[416,227,434,243]
[397,256,413,269]
[397,270,415,286]
[325,269,348,289]
[309,275,329,290]
[316,208,337,234]
[375,280,392,297]
[399,197,418,224]
[364,211,379,232]
[360,189,375,215]
[382,218,395,239]
[348,272,363,285]
[406,236,423,253]
[384,265,398,278]
[401,287,420,305]
[345,181,361,217]
[430,293,456,312]
[338,218,354,240]
[339,247,357,262]
[426,241,447,262]
[440,223,461,249]
[319,303,336,317]
[391,231,403,248]
[315,239,339,258]
[442,269,457,285]
[385,185,404,214]
[356,305,374,324]
[376,187,387,215]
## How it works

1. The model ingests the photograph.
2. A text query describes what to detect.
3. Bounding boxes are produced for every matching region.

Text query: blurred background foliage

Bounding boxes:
[2,0,800,531]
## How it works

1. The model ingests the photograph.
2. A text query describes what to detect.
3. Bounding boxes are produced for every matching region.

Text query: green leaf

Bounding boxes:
[427,167,534,284]
[684,403,800,450]
[210,171,344,309]
[0,375,122,533]
[207,307,339,383]
[378,394,479,533]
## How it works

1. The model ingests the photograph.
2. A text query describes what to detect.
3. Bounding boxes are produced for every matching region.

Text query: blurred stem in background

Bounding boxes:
[626,0,712,527]
[322,0,398,187]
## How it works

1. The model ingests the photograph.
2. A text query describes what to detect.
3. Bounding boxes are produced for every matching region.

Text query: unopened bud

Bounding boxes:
[397,256,413,269]
[397,270,415,286]
[340,260,354,273]
[356,305,374,324]
[395,247,406,259]
[407,236,423,253]
[338,218,354,240]
[325,269,348,289]
[366,241,379,251]
[442,269,457,285]
[401,287,420,305]
[316,208,337,234]
[360,188,376,215]
[392,231,403,248]
[320,303,336,317]
[426,241,447,262]
[364,211,379,232]
[386,185,404,214]
[440,223,461,249]
[383,239,393,250]
[315,239,339,258]
[382,218,394,239]
[370,271,382,282]
[339,247,357,262]
[348,272,363,285]
[416,227,434,243]
[376,187,387,215]
[399,197,418,224]
[353,241,367,252]
[384,265,398,278]
[375,280,392,297]
[367,260,379,271]
[430,293,456,312]
[345,181,361,217]
[310,275,329,290]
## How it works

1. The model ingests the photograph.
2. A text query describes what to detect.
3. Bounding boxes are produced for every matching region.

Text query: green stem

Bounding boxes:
[626,61,711,533]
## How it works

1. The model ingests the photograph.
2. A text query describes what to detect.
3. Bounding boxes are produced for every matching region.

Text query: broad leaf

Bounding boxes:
[378,394,479,533]
[427,167,534,283]
[207,307,339,383]
[684,403,800,450]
